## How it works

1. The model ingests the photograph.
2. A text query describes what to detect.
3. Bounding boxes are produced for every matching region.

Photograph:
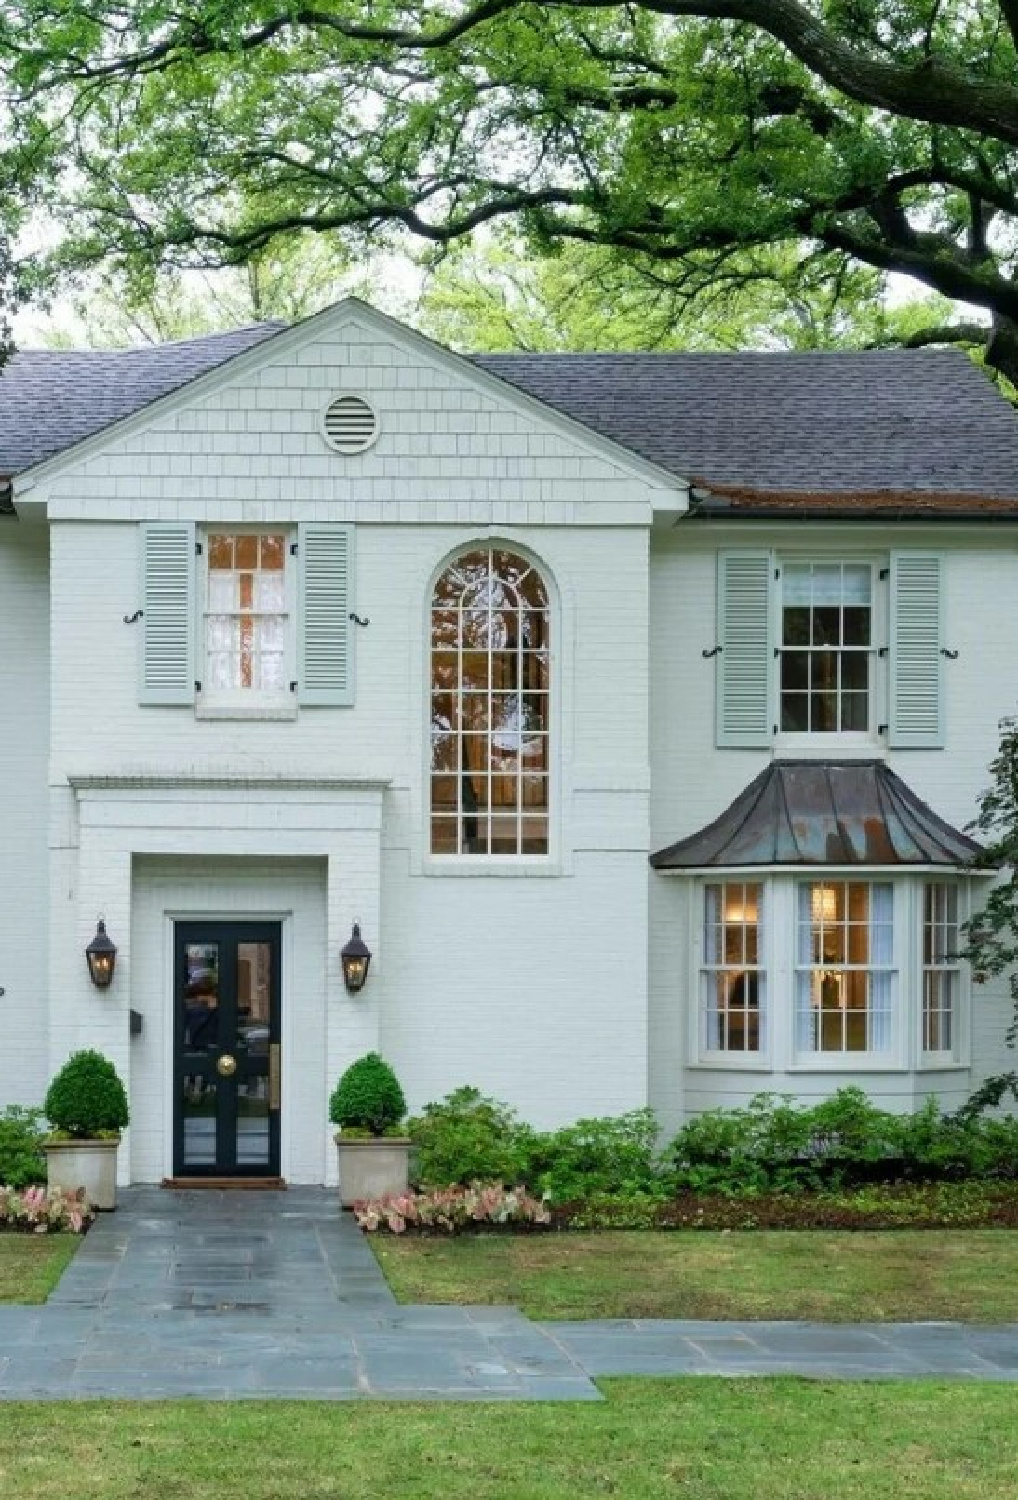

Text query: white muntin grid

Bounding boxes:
[429,547,550,857]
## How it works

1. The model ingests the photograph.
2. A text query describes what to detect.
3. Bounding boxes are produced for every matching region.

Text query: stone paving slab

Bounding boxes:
[0,1189,597,1401]
[5,1190,1018,1399]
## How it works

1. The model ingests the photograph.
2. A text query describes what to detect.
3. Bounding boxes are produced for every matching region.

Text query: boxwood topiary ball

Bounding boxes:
[329,1052,406,1136]
[44,1050,130,1139]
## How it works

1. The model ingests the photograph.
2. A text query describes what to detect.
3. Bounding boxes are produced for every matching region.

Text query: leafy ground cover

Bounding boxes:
[0,1235,79,1304]
[1,1383,1017,1499]
[372,1228,1018,1322]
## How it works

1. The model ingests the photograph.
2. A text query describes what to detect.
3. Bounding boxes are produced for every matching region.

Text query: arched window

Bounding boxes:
[431,548,550,856]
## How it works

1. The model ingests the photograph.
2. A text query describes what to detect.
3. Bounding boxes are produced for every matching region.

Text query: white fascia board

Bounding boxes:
[12,295,690,508]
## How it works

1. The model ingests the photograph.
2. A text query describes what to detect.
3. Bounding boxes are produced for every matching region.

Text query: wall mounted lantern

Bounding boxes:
[340,922,371,994]
[85,918,117,989]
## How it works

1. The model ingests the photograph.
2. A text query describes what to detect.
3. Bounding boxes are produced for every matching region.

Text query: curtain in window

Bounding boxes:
[869,883,894,1051]
[794,883,814,1052]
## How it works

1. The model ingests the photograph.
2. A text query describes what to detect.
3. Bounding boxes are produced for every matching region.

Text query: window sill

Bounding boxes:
[690,1057,774,1072]
[196,699,298,722]
[422,857,563,878]
[773,735,886,760]
[917,1058,968,1073]
[786,1059,908,1073]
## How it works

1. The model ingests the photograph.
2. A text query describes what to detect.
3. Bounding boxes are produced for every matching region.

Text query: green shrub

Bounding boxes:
[408,1087,535,1187]
[669,1087,1018,1195]
[0,1106,47,1188]
[329,1053,406,1136]
[44,1051,129,1139]
[525,1109,665,1201]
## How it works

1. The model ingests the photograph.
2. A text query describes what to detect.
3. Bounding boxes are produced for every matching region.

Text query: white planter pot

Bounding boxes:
[335,1137,410,1208]
[44,1139,120,1211]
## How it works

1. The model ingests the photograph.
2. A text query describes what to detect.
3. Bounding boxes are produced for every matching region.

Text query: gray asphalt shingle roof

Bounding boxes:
[2,319,1017,501]
[475,348,1018,499]
[0,322,282,476]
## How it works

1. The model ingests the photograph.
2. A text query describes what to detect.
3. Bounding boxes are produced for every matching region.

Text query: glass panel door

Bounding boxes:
[173,922,281,1178]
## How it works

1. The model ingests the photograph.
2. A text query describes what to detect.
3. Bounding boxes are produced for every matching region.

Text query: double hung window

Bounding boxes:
[204,532,290,702]
[779,563,873,734]
[701,883,764,1053]
[795,882,894,1054]
[923,883,960,1056]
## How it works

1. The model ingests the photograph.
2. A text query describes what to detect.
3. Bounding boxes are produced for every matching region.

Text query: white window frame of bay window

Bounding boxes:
[195,527,299,721]
[688,873,971,1074]
[773,555,888,756]
[917,878,970,1072]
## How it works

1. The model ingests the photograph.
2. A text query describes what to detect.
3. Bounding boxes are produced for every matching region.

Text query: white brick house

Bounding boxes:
[1,297,1016,1184]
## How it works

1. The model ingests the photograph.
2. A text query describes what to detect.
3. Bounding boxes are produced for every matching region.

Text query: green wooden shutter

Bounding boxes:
[297,522,355,706]
[139,522,195,705]
[716,550,773,748]
[889,552,943,748]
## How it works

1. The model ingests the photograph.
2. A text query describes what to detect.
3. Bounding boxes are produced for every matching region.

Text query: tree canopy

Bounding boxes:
[2,2,1016,374]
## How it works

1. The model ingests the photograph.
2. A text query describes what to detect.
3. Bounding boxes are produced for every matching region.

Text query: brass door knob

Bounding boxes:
[216,1053,237,1077]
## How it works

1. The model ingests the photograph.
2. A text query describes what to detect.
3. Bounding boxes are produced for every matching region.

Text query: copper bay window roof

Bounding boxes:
[650,760,985,870]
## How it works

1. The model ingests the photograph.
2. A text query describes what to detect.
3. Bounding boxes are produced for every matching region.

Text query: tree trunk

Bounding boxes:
[986,317,1018,389]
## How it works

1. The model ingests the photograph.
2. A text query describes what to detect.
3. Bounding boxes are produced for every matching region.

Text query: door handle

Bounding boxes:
[269,1044,281,1111]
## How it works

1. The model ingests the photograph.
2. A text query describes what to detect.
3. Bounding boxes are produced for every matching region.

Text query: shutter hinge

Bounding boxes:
[878,646,888,658]
[773,725,778,735]
[290,542,299,556]
[879,567,889,579]
[878,724,888,735]
[774,567,780,580]
[195,541,203,556]
[195,681,202,694]
[290,680,298,693]
[701,645,722,659]
[941,648,959,660]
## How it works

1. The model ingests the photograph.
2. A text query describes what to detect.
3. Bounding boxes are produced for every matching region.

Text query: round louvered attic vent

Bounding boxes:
[321,394,380,454]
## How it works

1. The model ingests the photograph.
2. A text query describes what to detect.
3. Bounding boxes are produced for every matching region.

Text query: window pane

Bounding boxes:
[781,652,808,692]
[812,607,841,646]
[783,608,810,646]
[843,607,870,646]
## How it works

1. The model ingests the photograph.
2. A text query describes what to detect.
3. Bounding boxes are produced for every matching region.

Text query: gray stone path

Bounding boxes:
[2,1188,1018,1399]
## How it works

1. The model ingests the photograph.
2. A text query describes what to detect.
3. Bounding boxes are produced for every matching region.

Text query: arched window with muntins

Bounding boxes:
[431,548,550,856]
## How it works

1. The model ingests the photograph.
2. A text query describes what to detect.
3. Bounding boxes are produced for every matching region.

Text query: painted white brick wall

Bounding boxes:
[0,522,50,1106]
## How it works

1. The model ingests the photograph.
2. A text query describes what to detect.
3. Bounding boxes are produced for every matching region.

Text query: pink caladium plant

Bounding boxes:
[0,1184,93,1234]
[353,1182,551,1234]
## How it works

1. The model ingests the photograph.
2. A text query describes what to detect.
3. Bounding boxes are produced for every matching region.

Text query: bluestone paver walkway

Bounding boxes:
[2,1187,1018,1399]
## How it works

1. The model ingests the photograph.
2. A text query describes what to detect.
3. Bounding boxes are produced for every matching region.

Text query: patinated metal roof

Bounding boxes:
[650,760,984,870]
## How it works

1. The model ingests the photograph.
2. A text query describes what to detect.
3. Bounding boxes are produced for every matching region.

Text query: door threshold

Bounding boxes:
[162,1177,287,1190]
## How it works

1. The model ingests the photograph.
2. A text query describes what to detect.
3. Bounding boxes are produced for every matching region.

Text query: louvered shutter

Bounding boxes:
[889,552,943,748]
[297,523,355,706]
[139,522,195,705]
[716,551,773,748]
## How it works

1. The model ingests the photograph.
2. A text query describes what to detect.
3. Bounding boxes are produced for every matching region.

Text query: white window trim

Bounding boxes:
[688,872,971,1073]
[195,526,297,719]
[773,554,887,756]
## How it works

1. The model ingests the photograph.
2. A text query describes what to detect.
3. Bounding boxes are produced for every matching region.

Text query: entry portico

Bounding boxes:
[51,772,387,1184]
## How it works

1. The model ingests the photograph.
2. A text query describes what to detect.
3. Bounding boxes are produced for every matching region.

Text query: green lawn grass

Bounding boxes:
[0,1236,79,1304]
[372,1229,1018,1321]
[1,1382,1016,1498]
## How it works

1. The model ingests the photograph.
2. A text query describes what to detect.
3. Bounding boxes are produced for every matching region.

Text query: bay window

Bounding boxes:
[693,876,966,1069]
